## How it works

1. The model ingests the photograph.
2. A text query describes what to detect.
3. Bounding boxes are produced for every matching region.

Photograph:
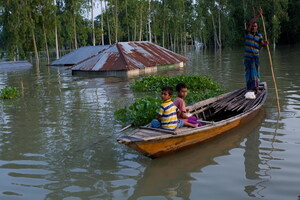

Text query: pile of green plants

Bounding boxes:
[0,86,20,99]
[114,97,161,127]
[114,75,224,126]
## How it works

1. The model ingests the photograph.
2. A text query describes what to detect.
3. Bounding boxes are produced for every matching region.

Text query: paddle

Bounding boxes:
[117,124,132,132]
[260,10,281,114]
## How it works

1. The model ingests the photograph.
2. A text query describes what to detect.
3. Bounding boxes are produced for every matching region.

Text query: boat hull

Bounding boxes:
[123,107,261,158]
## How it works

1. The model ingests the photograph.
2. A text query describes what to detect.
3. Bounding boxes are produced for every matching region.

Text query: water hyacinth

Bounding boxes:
[115,97,161,127]
[0,86,20,99]
[129,75,220,93]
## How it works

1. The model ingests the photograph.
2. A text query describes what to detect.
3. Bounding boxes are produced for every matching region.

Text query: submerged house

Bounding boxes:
[51,45,109,66]
[68,41,189,76]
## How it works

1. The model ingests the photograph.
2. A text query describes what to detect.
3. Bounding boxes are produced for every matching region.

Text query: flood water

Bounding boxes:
[0,46,300,200]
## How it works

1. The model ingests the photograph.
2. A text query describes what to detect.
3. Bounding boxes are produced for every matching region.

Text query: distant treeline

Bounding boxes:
[0,0,299,61]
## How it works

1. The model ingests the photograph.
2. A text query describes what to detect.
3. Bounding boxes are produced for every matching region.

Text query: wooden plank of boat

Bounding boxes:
[117,82,268,158]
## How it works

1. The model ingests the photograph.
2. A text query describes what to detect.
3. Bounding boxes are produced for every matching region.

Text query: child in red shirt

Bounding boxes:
[173,83,202,127]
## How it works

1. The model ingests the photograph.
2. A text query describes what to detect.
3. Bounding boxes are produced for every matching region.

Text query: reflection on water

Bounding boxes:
[0,46,300,199]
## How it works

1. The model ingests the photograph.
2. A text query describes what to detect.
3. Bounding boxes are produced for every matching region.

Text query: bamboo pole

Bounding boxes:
[260,14,280,114]
[118,124,132,133]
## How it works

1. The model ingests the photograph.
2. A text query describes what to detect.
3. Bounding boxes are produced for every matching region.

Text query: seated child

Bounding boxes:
[150,86,184,130]
[173,83,202,127]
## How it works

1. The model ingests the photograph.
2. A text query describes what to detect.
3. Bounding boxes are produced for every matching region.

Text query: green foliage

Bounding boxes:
[1,0,299,60]
[130,75,220,92]
[114,97,161,127]
[0,86,20,99]
[115,75,223,126]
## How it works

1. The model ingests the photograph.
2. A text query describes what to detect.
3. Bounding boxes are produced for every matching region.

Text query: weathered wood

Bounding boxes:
[190,106,210,116]
[140,126,175,135]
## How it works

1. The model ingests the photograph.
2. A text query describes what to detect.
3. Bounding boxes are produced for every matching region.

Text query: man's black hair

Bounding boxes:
[176,83,187,92]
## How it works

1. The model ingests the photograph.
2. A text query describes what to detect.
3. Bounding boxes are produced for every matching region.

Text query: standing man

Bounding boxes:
[244,8,269,99]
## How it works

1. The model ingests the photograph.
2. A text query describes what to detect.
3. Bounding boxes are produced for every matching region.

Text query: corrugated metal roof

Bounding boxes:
[70,41,189,72]
[51,45,109,66]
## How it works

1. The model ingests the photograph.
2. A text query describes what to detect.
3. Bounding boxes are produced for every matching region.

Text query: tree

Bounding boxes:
[280,0,300,44]
[0,0,298,62]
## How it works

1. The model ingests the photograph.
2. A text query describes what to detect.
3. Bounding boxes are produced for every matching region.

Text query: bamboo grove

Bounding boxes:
[0,0,299,61]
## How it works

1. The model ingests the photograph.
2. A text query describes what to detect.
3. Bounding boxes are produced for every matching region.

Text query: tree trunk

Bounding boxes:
[73,16,78,49]
[170,34,173,51]
[162,1,165,47]
[42,22,50,64]
[180,30,183,52]
[139,7,143,41]
[105,1,111,44]
[203,31,207,48]
[174,33,177,52]
[134,19,137,41]
[32,29,39,61]
[218,6,222,48]
[184,24,187,53]
[91,0,95,46]
[148,0,151,42]
[162,16,165,47]
[211,13,221,49]
[199,28,202,44]
[125,0,130,41]
[114,0,118,42]
[55,22,59,59]
[28,7,39,61]
[100,0,104,45]
[54,0,59,59]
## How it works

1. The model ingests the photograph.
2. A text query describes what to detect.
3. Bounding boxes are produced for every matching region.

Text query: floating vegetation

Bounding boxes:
[0,86,20,99]
[115,75,224,126]
[115,97,161,126]
[130,75,219,92]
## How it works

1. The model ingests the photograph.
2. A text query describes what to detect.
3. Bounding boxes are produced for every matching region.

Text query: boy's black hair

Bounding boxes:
[161,86,173,96]
[176,83,187,92]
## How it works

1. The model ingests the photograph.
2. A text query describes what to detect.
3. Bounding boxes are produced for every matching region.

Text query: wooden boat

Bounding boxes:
[117,82,267,158]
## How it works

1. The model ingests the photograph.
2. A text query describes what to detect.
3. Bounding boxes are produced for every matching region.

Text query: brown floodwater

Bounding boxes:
[0,45,299,199]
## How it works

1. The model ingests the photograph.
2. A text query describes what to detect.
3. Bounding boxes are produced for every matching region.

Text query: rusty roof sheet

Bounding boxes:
[70,41,189,72]
[51,45,109,66]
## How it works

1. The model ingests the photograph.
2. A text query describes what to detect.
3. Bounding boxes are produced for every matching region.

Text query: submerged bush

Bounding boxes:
[115,97,161,126]
[0,86,20,99]
[115,75,224,126]
[130,75,220,92]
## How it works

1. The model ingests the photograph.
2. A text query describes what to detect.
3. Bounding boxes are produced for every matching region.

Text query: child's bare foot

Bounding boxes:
[191,124,198,128]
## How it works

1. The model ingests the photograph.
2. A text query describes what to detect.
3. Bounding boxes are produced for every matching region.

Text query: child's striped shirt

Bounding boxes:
[159,99,178,130]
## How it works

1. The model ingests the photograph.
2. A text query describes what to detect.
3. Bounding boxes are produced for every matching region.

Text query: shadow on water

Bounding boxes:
[128,109,266,200]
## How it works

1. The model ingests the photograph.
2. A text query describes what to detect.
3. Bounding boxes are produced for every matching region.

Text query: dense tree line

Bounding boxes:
[0,0,299,61]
